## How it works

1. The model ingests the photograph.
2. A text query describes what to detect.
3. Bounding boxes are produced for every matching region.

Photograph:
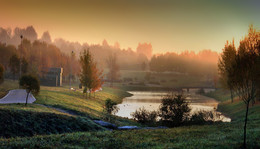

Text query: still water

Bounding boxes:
[116,90,231,122]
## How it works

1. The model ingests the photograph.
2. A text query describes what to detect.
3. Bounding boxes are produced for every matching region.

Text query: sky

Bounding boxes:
[0,0,260,53]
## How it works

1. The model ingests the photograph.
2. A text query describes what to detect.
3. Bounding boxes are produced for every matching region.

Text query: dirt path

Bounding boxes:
[35,104,79,116]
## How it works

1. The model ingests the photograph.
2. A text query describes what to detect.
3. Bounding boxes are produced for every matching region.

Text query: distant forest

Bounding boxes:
[0,26,219,81]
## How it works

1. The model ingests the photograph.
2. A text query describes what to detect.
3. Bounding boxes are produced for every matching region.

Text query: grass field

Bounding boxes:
[0,80,137,138]
[0,80,259,148]
[0,119,259,148]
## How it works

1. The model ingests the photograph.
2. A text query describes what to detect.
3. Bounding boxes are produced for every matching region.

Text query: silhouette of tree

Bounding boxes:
[136,43,153,59]
[19,75,40,106]
[218,40,236,102]
[40,31,52,44]
[222,25,259,148]
[159,93,190,127]
[106,53,120,87]
[21,57,28,75]
[9,54,20,80]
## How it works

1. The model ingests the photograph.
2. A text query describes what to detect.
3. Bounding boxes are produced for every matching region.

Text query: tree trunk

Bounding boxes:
[243,102,250,148]
[230,89,234,103]
[25,91,30,106]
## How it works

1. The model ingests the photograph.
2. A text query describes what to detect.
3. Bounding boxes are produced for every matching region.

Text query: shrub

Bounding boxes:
[159,93,190,127]
[104,98,118,114]
[189,110,214,125]
[131,107,158,125]
[103,98,119,122]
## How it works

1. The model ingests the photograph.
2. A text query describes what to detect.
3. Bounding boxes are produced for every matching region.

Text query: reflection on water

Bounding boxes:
[116,90,231,122]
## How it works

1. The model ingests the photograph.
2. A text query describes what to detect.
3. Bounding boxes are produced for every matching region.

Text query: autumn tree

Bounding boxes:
[218,40,237,102]
[0,43,17,69]
[106,53,120,87]
[0,63,4,84]
[19,75,40,106]
[9,54,20,80]
[91,62,103,98]
[79,49,103,98]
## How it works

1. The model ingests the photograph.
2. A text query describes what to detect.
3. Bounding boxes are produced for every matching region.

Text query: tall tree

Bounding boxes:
[79,49,103,98]
[106,53,120,87]
[19,75,40,106]
[0,63,4,84]
[79,49,92,98]
[218,40,237,102]
[91,62,103,98]
[225,25,259,148]
[9,54,20,80]
[21,57,28,75]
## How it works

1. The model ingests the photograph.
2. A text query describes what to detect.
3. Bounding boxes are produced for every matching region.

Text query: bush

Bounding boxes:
[104,98,118,114]
[131,107,158,125]
[103,98,119,122]
[189,110,214,125]
[159,94,190,127]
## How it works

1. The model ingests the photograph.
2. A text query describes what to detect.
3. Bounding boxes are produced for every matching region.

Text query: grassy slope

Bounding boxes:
[0,80,136,138]
[205,89,260,122]
[1,80,259,148]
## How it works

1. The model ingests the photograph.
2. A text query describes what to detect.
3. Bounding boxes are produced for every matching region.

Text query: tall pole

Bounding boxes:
[19,35,23,79]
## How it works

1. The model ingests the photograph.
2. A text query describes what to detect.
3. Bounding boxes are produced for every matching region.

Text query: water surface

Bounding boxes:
[116,90,231,122]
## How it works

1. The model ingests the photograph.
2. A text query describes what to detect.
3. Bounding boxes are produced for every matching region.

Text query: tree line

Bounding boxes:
[0,39,80,81]
[0,26,151,71]
[150,49,219,76]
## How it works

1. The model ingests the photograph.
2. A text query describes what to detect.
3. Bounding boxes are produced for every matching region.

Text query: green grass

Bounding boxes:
[205,89,260,121]
[0,122,259,148]
[1,80,260,148]
[0,108,105,138]
[0,80,138,138]
[34,85,136,125]
[0,80,19,98]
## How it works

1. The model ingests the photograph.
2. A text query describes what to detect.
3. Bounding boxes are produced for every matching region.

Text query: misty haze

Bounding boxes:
[0,0,259,148]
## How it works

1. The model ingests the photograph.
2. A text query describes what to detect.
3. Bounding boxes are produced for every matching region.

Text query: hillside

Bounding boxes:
[0,83,259,148]
[0,80,137,138]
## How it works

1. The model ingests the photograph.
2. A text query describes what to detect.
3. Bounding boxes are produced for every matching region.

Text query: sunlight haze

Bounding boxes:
[0,0,259,53]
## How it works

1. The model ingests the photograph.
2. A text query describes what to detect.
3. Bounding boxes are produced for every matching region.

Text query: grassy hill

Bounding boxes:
[0,80,259,148]
[0,80,137,138]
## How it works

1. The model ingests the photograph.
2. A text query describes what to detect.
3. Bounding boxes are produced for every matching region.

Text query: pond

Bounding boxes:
[115,90,231,122]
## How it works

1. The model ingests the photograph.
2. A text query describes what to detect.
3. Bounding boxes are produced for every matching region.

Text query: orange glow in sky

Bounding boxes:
[0,0,259,53]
